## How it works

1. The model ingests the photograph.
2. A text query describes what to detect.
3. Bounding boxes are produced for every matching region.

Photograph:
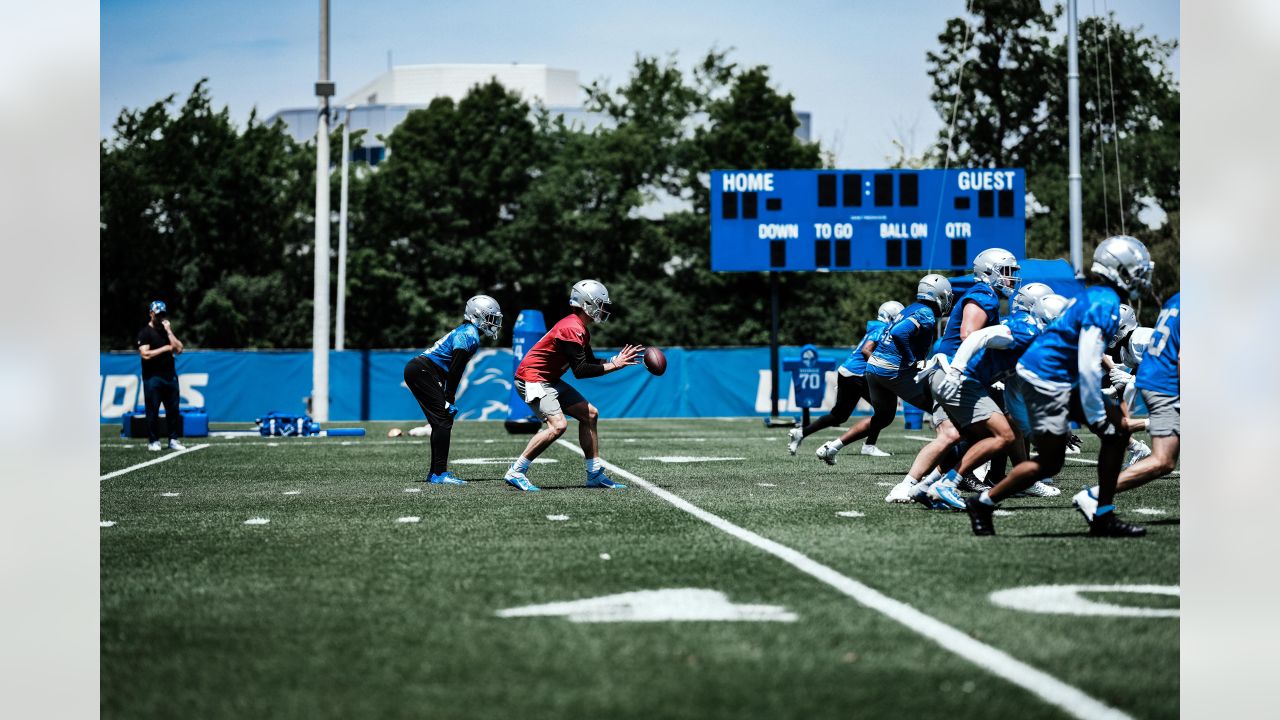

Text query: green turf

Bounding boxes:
[100,419,1178,719]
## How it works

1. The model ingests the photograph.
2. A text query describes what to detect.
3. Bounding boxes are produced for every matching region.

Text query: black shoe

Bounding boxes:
[1088,512,1147,538]
[957,473,990,493]
[965,497,996,536]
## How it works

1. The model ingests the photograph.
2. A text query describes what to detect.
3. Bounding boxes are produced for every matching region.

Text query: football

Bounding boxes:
[643,346,667,376]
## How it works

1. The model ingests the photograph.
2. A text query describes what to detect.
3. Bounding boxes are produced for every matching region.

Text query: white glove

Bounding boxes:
[913,353,949,383]
[939,367,964,397]
[991,381,1005,392]
[1108,367,1133,387]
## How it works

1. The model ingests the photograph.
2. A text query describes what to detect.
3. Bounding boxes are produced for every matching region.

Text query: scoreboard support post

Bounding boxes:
[765,272,791,427]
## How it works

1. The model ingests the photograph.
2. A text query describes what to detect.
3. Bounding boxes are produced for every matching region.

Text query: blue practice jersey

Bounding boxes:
[1018,285,1121,387]
[867,302,937,376]
[963,312,1043,387]
[840,319,887,376]
[1136,293,1179,396]
[935,282,1002,360]
[421,322,481,372]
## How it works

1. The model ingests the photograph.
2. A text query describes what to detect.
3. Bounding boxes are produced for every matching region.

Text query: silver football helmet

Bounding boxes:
[1091,235,1154,298]
[569,279,611,323]
[1011,282,1053,315]
[877,300,905,325]
[464,294,503,339]
[1037,294,1071,328]
[1122,326,1155,369]
[916,274,954,314]
[973,247,1021,298]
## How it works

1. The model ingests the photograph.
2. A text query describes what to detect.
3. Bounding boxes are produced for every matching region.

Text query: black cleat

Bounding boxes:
[957,473,990,493]
[965,497,996,536]
[1088,512,1147,538]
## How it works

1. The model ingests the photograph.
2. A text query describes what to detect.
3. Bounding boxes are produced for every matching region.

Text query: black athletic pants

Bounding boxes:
[404,356,454,477]
[143,374,181,443]
[800,373,879,445]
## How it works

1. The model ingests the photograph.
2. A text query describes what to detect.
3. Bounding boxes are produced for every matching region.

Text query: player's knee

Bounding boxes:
[1039,455,1065,477]
[586,404,599,423]
[830,407,853,423]
[992,423,1016,446]
[547,416,568,436]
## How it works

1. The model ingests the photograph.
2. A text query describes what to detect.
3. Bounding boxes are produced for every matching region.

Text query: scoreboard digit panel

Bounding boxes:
[709,168,1025,272]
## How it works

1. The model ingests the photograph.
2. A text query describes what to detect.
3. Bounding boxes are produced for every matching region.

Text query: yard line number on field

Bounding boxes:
[555,438,1131,720]
[99,444,209,481]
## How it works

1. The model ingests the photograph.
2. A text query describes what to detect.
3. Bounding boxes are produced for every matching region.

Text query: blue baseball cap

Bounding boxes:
[149,300,167,314]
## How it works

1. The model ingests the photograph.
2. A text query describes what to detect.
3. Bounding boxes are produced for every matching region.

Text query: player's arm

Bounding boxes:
[958,301,987,340]
[888,317,919,364]
[1077,325,1110,430]
[557,339,609,379]
[442,348,474,404]
[950,325,1015,373]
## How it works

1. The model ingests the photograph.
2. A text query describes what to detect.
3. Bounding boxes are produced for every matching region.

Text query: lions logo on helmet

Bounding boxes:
[1092,235,1154,298]
[1012,282,1053,316]
[916,274,954,314]
[973,248,1021,298]
[1114,303,1139,348]
[464,295,503,339]
[877,300,905,325]
[570,279,611,323]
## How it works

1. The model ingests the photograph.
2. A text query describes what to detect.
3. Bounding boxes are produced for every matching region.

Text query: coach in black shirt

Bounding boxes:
[136,300,186,451]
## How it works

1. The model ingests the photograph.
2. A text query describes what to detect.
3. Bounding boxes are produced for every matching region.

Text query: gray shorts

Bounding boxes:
[1142,390,1180,437]
[1004,374,1074,438]
[929,371,1001,429]
[514,378,586,420]
[866,369,933,418]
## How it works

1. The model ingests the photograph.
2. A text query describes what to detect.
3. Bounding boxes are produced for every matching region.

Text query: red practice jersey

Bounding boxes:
[515,312,598,384]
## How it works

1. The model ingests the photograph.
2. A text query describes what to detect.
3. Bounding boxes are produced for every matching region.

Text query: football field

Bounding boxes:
[100,419,1179,719]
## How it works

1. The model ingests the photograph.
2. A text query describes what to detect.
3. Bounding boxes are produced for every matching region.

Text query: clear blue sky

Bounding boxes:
[102,0,1179,167]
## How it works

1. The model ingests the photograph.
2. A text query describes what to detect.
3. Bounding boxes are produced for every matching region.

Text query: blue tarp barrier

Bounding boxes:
[100,346,866,423]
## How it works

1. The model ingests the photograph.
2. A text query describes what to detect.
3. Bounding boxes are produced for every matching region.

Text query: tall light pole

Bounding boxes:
[312,0,334,420]
[1067,0,1084,277]
[336,105,352,351]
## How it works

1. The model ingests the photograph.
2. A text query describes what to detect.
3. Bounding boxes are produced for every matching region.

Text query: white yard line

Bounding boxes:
[99,444,209,481]
[555,438,1131,720]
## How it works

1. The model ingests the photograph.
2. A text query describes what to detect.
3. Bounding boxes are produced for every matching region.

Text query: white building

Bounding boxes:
[266,63,809,165]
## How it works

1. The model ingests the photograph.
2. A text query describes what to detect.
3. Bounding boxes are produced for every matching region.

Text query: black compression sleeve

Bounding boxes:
[556,338,606,379]
[443,349,473,403]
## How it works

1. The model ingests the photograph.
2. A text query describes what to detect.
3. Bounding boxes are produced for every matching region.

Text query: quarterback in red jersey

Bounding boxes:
[504,280,643,492]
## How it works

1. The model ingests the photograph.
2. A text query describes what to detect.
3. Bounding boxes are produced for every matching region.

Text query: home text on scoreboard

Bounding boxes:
[710,168,1026,272]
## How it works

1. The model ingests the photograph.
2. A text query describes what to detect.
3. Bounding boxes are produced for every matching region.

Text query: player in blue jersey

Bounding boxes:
[886,249,1021,507]
[816,274,953,466]
[910,289,1070,507]
[403,295,503,485]
[1074,292,1180,519]
[965,235,1154,537]
[788,300,904,457]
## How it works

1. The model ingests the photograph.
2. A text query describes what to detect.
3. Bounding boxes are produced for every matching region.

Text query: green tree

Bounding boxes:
[926,1,1179,316]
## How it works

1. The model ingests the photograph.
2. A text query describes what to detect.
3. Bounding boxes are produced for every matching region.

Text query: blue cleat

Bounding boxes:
[927,479,967,511]
[427,471,466,485]
[586,468,626,489]
[504,469,540,492]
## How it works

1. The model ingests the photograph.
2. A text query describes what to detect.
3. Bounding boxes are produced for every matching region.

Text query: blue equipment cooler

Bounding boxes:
[504,310,546,434]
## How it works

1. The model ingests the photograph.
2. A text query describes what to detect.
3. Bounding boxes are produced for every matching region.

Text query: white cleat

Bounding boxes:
[1015,480,1061,498]
[1072,487,1099,523]
[147,441,162,452]
[788,427,804,455]
[973,460,991,481]
[168,439,186,451]
[885,478,915,503]
[860,444,891,457]
[815,441,840,466]
[1124,439,1152,469]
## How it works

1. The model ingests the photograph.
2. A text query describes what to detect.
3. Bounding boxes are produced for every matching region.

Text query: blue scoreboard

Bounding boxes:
[710,168,1026,272]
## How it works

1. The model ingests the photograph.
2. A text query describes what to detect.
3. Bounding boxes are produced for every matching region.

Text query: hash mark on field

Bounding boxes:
[99,443,209,481]
[876,482,892,487]
[160,492,180,497]
[283,490,302,495]
[555,438,1132,720]
[757,483,777,487]
[396,516,421,524]
[100,520,116,527]
[1132,508,1165,516]
[994,510,1016,517]
[546,514,570,522]
[638,456,745,463]
[402,488,422,493]
[599,553,611,561]
[835,510,864,518]
[243,517,270,525]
